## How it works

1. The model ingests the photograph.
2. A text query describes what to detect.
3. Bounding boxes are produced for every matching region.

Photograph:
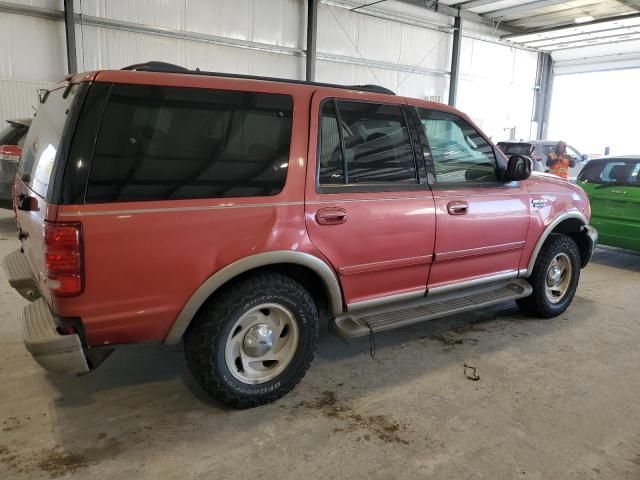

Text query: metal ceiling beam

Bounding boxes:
[540,30,640,49]
[525,25,640,47]
[502,11,640,39]
[547,34,640,50]
[616,0,640,13]
[483,0,569,20]
[505,3,605,28]
[454,0,505,10]
[397,0,523,33]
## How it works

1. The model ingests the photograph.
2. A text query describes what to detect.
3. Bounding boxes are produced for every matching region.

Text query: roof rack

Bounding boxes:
[121,61,396,96]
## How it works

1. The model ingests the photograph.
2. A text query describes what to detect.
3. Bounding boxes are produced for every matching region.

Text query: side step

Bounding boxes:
[330,279,532,338]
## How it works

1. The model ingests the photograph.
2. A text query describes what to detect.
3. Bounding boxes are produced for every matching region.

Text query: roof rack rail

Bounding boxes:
[120,61,396,96]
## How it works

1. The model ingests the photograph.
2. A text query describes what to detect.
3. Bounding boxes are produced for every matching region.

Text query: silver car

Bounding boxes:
[0,118,31,208]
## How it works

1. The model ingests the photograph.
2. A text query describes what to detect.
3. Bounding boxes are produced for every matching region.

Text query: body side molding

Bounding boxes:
[520,209,588,277]
[164,251,344,345]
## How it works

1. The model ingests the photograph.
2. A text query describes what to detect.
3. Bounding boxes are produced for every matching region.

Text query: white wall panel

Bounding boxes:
[2,0,62,9]
[0,0,538,140]
[75,26,303,79]
[75,0,304,49]
[0,13,66,82]
[0,79,53,121]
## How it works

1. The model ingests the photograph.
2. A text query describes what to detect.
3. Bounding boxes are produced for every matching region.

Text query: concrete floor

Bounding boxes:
[1,208,639,480]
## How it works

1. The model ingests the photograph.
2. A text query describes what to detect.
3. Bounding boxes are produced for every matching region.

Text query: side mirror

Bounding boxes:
[504,155,532,182]
[582,154,588,161]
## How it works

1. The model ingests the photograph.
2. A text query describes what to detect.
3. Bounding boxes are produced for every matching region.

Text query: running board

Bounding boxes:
[329,279,532,338]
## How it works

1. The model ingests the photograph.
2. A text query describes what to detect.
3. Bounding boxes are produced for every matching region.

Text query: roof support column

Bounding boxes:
[448,15,462,107]
[306,0,318,81]
[534,52,553,140]
[63,0,77,74]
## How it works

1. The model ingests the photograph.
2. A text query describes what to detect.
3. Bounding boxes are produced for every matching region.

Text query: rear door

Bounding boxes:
[304,92,436,308]
[413,107,530,291]
[14,83,85,302]
[579,159,640,250]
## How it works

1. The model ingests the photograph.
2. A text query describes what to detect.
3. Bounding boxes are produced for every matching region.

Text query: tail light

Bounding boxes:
[44,223,83,297]
[0,144,22,162]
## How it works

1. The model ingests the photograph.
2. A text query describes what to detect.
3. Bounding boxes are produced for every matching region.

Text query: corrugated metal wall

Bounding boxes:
[0,0,538,141]
[0,79,54,120]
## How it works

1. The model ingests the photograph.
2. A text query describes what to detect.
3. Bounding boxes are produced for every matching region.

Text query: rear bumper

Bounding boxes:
[4,249,89,375]
[22,298,90,375]
[2,249,41,301]
[581,224,598,267]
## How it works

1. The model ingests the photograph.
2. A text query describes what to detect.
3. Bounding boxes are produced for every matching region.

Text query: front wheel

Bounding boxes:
[184,272,319,408]
[517,234,581,318]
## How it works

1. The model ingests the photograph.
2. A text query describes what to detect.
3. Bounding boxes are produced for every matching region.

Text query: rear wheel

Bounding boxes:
[517,234,581,318]
[184,272,319,408]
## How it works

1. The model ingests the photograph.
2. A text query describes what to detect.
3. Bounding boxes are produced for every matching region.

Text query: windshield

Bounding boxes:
[497,143,533,156]
[18,84,80,198]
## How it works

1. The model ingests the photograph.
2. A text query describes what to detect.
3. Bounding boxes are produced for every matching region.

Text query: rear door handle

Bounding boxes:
[316,207,347,225]
[447,201,469,215]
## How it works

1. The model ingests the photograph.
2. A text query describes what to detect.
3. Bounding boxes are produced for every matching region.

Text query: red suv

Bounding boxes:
[4,62,597,408]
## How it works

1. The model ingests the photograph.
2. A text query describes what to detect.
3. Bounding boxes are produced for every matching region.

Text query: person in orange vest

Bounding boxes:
[546,141,575,180]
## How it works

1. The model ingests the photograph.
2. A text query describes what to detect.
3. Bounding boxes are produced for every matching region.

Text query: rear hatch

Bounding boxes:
[14,82,85,304]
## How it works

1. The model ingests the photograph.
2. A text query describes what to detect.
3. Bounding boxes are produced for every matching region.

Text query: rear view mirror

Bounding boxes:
[504,155,532,182]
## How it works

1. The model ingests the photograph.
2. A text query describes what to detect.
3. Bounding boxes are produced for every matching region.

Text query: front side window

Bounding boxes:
[416,109,497,184]
[86,85,293,203]
[318,100,417,188]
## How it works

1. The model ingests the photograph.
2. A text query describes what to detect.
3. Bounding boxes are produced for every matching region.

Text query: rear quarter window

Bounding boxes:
[18,85,80,198]
[85,84,294,203]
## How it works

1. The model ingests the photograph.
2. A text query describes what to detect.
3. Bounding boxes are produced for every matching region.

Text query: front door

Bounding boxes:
[305,92,436,308]
[413,107,530,291]
[581,159,640,250]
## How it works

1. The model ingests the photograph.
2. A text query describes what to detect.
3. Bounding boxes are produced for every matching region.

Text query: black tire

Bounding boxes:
[184,272,319,409]
[517,233,581,318]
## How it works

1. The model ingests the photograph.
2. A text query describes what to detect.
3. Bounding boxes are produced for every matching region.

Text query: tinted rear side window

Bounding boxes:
[18,85,80,198]
[85,85,293,203]
[579,160,640,185]
[318,100,417,188]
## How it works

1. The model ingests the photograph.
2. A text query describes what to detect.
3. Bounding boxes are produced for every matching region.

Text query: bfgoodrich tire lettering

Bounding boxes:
[184,272,319,408]
[517,233,581,318]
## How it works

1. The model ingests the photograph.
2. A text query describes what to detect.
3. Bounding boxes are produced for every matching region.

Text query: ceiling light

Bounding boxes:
[575,15,594,23]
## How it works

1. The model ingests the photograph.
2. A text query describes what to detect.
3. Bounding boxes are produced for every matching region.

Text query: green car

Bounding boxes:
[577,156,640,251]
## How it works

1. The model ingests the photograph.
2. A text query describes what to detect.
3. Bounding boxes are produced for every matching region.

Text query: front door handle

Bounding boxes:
[447,201,469,216]
[316,207,347,225]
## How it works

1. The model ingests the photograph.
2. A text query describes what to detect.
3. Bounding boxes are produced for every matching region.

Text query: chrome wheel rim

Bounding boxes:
[224,303,299,384]
[545,253,572,304]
